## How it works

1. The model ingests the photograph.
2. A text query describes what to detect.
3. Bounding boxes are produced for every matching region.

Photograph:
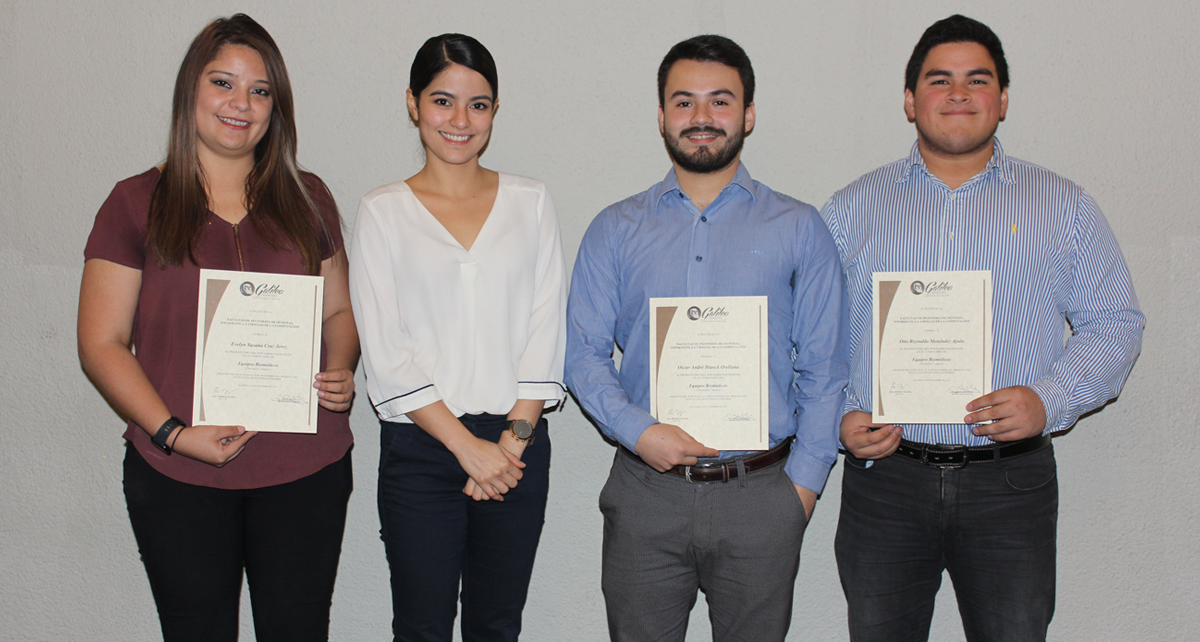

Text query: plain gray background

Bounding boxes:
[2,0,1196,640]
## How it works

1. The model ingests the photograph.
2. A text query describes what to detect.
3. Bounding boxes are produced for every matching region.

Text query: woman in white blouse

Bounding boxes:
[348,34,566,642]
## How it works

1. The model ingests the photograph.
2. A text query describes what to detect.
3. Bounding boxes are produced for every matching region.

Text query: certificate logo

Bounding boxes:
[687,306,730,321]
[239,281,286,298]
[912,280,953,296]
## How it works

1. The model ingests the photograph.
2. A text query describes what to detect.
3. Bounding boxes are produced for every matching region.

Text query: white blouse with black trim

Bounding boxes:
[349,172,567,422]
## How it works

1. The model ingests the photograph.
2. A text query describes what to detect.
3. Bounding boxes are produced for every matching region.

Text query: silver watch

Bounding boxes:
[507,419,535,443]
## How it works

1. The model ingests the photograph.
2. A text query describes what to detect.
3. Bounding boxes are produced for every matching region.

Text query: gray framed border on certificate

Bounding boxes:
[649,296,770,451]
[192,269,324,433]
[871,270,992,424]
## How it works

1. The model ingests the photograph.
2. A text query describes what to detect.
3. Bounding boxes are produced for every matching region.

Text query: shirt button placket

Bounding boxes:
[687,208,711,296]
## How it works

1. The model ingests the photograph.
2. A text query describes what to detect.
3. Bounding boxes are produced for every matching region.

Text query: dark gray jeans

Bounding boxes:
[835,444,1058,642]
[599,449,809,642]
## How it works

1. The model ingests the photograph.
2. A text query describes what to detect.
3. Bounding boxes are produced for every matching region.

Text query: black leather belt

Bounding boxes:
[622,440,791,483]
[893,434,1050,469]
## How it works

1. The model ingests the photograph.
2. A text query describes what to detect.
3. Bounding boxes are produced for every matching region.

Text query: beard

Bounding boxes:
[664,125,745,174]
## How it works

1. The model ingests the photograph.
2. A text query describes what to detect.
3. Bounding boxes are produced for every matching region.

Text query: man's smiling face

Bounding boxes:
[905,41,1008,160]
[659,59,755,175]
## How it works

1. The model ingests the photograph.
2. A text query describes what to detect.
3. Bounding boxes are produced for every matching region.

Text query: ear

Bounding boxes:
[743,102,756,135]
[492,99,499,117]
[903,88,916,123]
[658,104,665,136]
[406,88,419,125]
[998,87,1008,122]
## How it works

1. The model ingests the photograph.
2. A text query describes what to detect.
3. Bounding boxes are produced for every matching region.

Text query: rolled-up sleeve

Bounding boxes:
[516,186,568,405]
[348,196,441,420]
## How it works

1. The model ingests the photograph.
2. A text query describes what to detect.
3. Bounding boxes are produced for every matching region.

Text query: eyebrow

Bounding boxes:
[205,69,269,85]
[669,88,736,100]
[924,68,995,79]
[428,89,493,102]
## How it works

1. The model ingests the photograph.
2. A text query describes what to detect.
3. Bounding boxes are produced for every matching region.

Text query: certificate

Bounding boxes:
[648,296,769,451]
[192,269,324,433]
[872,271,992,424]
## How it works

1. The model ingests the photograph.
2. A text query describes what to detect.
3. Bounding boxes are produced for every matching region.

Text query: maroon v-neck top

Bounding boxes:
[84,168,353,489]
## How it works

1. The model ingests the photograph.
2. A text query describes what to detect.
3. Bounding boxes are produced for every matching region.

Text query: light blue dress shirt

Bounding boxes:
[820,139,1144,446]
[565,164,850,493]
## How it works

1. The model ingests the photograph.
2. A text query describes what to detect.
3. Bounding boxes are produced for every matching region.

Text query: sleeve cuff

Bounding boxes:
[783,446,834,495]
[517,381,568,405]
[843,388,868,415]
[1027,379,1070,434]
[608,406,659,453]
[372,386,443,422]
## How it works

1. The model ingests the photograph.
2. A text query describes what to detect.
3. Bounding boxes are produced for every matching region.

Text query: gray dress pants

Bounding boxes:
[599,449,809,642]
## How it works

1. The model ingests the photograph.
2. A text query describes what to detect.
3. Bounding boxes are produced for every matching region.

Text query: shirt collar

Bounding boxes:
[899,137,1016,186]
[653,162,757,211]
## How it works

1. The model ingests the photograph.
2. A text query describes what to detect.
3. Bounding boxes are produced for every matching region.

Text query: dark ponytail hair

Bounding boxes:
[409,34,498,101]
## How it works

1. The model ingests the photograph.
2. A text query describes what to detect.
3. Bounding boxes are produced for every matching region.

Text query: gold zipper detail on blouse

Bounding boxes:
[231,223,245,271]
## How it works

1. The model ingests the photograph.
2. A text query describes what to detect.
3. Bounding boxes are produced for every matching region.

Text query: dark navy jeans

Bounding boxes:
[835,444,1058,642]
[378,414,550,642]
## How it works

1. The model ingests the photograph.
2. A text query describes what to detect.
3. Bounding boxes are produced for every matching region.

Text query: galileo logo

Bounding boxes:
[254,283,285,297]
[240,281,285,298]
[910,281,925,295]
[688,306,730,321]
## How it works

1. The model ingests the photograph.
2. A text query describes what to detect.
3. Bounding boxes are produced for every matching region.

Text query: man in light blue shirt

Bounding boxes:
[820,15,1144,642]
[566,35,848,641]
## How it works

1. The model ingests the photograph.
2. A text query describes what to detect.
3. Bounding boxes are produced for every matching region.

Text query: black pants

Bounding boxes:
[378,414,550,642]
[124,444,353,642]
[835,445,1058,642]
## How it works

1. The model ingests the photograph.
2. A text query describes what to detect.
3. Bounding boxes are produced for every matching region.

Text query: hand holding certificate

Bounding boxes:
[872,271,992,424]
[193,269,324,433]
[649,296,770,451]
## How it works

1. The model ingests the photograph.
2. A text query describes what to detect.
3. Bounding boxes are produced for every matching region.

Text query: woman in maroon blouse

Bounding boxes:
[77,15,358,642]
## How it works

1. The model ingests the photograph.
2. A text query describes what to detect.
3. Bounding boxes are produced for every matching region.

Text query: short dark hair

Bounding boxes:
[657,35,754,106]
[410,33,498,100]
[905,15,1009,93]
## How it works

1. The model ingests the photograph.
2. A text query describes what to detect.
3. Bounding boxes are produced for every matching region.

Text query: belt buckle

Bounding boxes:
[683,462,731,483]
[926,443,969,469]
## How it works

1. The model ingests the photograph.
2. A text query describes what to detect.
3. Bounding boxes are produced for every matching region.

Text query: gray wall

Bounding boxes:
[2,0,1196,640]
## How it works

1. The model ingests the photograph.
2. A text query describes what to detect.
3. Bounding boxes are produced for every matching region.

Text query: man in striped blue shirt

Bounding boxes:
[820,15,1144,642]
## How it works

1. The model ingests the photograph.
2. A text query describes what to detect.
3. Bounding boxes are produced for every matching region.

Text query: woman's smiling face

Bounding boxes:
[407,62,496,167]
[194,45,273,165]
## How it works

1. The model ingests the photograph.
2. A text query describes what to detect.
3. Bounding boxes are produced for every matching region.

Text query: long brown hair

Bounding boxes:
[148,14,332,275]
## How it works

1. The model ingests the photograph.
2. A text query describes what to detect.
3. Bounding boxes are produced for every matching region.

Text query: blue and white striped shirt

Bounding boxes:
[820,139,1144,446]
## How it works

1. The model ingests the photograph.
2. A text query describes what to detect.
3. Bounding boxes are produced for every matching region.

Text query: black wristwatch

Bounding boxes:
[507,419,535,444]
[151,417,186,455]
